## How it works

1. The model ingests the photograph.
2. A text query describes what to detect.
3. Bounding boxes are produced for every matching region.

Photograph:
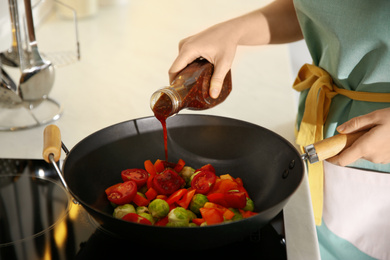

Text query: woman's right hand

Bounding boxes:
[168,0,302,99]
[168,21,240,99]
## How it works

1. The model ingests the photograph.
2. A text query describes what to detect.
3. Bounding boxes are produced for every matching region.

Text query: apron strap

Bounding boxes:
[292,63,390,225]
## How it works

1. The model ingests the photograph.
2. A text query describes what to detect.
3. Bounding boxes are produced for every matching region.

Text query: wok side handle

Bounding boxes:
[304,130,367,163]
[43,124,62,163]
[43,125,69,192]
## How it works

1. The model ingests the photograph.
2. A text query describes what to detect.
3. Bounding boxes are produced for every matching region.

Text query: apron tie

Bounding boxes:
[292,63,390,225]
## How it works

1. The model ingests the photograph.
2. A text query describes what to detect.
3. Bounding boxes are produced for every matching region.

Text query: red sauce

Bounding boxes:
[152,59,232,161]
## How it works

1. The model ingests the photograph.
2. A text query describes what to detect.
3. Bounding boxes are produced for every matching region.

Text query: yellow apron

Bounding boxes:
[293,63,390,225]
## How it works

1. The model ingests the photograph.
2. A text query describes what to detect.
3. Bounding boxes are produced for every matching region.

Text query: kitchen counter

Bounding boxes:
[0,1,319,259]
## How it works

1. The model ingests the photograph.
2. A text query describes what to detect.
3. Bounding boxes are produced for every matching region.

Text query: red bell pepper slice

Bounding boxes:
[203,202,235,220]
[166,188,187,205]
[145,187,158,201]
[200,208,224,225]
[133,193,150,207]
[174,158,185,173]
[176,189,196,209]
[207,191,247,209]
[154,159,165,173]
[239,209,258,218]
[207,193,228,208]
[224,191,247,209]
[192,218,206,226]
[105,183,121,195]
[144,160,157,176]
[155,216,169,226]
[207,178,238,195]
[106,181,137,205]
[122,213,152,225]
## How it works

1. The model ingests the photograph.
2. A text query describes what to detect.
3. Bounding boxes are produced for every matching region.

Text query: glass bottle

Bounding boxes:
[150,58,232,122]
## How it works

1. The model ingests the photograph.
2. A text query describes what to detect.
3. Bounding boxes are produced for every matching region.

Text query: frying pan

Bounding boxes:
[42,114,363,249]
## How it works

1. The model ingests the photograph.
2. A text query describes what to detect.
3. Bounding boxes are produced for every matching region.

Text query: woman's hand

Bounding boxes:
[169,21,242,99]
[329,107,390,166]
[168,0,302,99]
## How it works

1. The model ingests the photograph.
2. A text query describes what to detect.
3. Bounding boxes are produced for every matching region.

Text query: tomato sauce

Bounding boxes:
[152,59,232,161]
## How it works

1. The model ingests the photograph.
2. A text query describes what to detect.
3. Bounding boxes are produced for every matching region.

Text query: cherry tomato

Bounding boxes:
[152,168,185,195]
[191,170,217,194]
[122,213,152,225]
[121,168,148,187]
[196,164,215,173]
[106,181,137,205]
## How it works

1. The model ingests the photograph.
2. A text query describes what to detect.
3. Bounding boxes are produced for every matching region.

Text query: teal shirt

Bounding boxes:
[293,0,390,173]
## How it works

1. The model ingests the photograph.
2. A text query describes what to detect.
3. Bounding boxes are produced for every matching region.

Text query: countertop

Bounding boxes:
[0,1,319,259]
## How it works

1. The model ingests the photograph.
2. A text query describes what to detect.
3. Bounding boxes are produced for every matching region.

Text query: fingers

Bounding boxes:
[337,110,379,134]
[168,50,200,84]
[329,145,363,167]
[209,59,232,98]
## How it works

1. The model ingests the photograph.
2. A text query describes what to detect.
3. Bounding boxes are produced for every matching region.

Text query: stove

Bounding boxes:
[0,159,287,259]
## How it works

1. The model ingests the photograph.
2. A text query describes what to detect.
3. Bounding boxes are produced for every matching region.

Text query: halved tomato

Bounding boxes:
[121,168,148,187]
[106,181,137,205]
[191,170,216,194]
[152,168,185,195]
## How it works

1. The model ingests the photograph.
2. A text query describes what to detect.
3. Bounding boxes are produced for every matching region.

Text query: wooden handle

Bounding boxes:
[43,124,61,163]
[314,130,367,161]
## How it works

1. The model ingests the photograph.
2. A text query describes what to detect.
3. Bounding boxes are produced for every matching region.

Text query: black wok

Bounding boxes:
[46,114,304,249]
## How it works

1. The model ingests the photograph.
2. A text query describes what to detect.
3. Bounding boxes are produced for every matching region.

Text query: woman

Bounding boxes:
[169,0,390,259]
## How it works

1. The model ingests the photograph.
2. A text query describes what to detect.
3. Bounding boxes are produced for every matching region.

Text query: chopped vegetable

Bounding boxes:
[174,158,186,173]
[136,206,149,214]
[138,212,155,225]
[144,160,157,176]
[191,170,217,194]
[148,198,170,218]
[152,168,185,195]
[145,187,158,201]
[166,188,188,205]
[203,202,235,220]
[122,212,152,225]
[200,208,224,225]
[121,168,149,187]
[229,208,243,221]
[168,207,190,226]
[106,159,257,227]
[177,189,196,209]
[133,192,149,207]
[243,198,255,212]
[106,180,137,205]
[178,166,195,186]
[189,193,208,215]
[113,204,136,219]
[154,159,165,173]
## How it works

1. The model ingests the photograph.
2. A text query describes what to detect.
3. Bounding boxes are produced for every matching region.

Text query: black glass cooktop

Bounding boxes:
[0,159,286,259]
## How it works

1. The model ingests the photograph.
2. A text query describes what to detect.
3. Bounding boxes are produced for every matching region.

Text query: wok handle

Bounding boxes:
[42,124,73,194]
[43,124,61,163]
[304,130,367,163]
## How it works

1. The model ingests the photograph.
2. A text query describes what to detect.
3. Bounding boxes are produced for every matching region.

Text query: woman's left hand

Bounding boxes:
[329,107,390,166]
